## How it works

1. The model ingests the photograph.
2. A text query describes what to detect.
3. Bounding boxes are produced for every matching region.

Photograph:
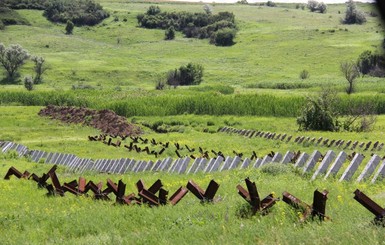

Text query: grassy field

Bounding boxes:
[0,2,383,91]
[1,1,385,244]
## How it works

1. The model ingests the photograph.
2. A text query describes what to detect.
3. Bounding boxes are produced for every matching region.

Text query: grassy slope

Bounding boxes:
[0,2,383,92]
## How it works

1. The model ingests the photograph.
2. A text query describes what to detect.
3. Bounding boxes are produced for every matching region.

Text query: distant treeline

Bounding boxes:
[2,0,109,26]
[2,90,385,117]
[137,6,238,46]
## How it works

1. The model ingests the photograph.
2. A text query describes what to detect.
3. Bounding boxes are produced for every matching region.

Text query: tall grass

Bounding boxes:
[3,90,385,117]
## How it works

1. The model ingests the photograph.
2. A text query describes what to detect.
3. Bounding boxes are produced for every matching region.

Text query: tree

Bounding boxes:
[343,0,366,24]
[318,2,327,13]
[165,26,175,40]
[65,20,74,34]
[307,0,319,12]
[31,56,48,84]
[340,61,360,94]
[0,43,30,81]
[179,63,204,86]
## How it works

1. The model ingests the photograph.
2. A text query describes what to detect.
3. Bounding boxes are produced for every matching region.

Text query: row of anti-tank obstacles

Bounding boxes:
[218,126,384,152]
[4,165,385,225]
[1,141,385,183]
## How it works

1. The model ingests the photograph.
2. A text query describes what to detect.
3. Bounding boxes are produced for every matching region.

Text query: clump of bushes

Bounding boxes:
[166,63,204,87]
[307,1,327,14]
[299,69,310,79]
[342,0,366,24]
[43,0,109,26]
[297,89,377,132]
[357,50,385,77]
[2,0,48,10]
[137,6,237,46]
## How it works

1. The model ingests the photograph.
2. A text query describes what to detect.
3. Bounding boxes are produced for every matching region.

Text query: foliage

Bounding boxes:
[356,50,385,77]
[0,7,30,26]
[164,26,175,40]
[137,6,237,46]
[0,43,30,82]
[299,69,310,79]
[297,89,340,131]
[342,0,366,24]
[203,4,213,15]
[307,1,327,13]
[65,20,74,35]
[210,27,236,46]
[31,56,48,84]
[266,1,277,7]
[342,102,377,132]
[155,77,167,90]
[24,76,34,91]
[340,61,360,94]
[43,0,110,26]
[166,63,204,87]
[2,0,48,10]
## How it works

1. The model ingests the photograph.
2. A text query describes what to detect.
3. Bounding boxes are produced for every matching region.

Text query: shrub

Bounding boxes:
[211,28,236,46]
[266,1,276,7]
[0,20,4,30]
[43,0,109,26]
[24,76,34,91]
[307,1,327,13]
[356,50,380,75]
[340,61,360,94]
[155,77,167,90]
[299,69,310,79]
[297,89,340,131]
[342,0,366,24]
[166,63,204,87]
[165,26,175,40]
[65,20,74,34]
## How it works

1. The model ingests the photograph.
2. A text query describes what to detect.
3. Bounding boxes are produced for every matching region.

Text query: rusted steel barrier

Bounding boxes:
[353,189,385,225]
[4,166,30,180]
[186,179,219,202]
[237,177,278,214]
[282,189,329,222]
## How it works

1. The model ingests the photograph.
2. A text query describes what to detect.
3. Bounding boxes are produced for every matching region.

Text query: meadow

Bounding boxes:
[1,1,385,244]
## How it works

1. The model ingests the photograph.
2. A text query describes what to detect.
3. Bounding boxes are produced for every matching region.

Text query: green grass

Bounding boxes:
[0,2,383,91]
[1,2,385,244]
[1,158,385,244]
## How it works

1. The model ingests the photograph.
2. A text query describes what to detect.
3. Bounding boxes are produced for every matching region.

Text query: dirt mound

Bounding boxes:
[39,105,142,138]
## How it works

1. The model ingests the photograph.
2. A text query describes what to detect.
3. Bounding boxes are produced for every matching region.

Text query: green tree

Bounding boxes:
[340,61,360,94]
[31,56,48,84]
[0,43,30,81]
[65,20,74,34]
[343,0,366,24]
[211,28,236,46]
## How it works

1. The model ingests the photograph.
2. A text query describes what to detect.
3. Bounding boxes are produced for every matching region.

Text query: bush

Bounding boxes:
[43,0,109,26]
[211,28,236,46]
[266,1,276,7]
[0,43,30,81]
[297,89,340,131]
[155,77,167,90]
[65,20,74,34]
[342,0,366,24]
[299,69,310,79]
[166,63,204,87]
[137,7,237,46]
[0,20,4,30]
[24,76,33,91]
[307,1,327,13]
[357,50,382,75]
[165,26,175,40]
